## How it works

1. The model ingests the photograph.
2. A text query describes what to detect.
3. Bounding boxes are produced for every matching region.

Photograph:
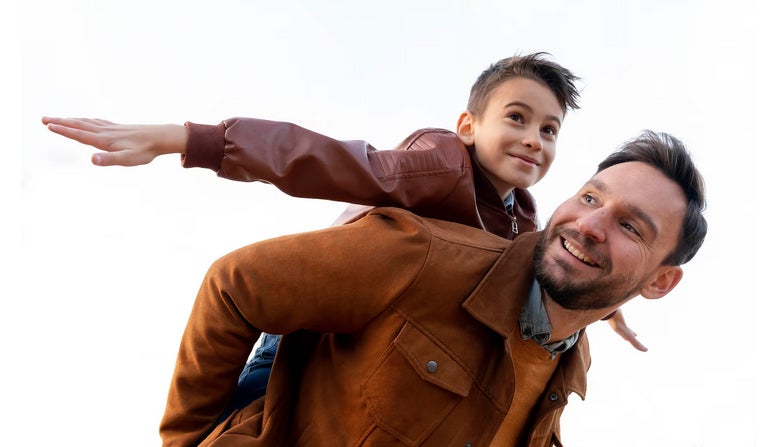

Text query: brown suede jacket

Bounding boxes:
[181,118,539,239]
[160,208,590,447]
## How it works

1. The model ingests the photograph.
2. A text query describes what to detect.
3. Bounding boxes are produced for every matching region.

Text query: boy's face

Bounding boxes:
[457,77,563,199]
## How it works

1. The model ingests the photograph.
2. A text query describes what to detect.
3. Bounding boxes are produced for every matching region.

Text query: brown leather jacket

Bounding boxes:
[182,118,539,239]
[160,208,589,447]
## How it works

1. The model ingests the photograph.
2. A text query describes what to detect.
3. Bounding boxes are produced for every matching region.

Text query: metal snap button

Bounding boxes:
[426,360,438,373]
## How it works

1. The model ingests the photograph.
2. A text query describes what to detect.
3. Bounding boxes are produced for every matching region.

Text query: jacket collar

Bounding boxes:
[461,231,589,399]
[462,231,542,337]
[466,144,538,239]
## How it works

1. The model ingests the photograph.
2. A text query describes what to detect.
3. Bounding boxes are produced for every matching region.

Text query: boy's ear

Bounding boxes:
[456,111,475,146]
[640,266,683,299]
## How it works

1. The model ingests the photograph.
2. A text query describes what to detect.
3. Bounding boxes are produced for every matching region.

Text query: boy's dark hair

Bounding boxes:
[467,52,581,117]
[597,131,708,266]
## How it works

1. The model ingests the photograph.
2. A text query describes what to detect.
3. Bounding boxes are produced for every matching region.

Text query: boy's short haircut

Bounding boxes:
[467,52,581,118]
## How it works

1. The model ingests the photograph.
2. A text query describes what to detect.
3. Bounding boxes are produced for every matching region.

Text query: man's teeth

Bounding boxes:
[563,240,598,266]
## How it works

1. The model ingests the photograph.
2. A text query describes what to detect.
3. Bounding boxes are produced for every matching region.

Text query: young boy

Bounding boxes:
[42,52,643,419]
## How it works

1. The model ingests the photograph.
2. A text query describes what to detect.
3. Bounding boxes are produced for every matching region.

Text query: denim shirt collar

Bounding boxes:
[503,190,514,211]
[519,279,579,359]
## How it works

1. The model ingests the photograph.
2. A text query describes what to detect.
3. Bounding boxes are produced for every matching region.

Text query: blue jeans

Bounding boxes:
[217,333,280,422]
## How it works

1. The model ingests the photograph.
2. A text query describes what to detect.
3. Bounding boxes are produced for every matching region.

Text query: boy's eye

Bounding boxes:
[542,125,557,136]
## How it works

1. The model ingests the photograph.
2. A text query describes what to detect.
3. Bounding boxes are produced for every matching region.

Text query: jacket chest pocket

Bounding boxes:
[361,323,473,446]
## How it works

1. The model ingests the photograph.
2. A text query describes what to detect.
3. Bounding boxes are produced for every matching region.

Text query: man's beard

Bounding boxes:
[533,228,645,311]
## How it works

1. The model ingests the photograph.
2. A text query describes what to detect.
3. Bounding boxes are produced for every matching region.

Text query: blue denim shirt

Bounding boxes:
[504,191,514,210]
[519,279,580,359]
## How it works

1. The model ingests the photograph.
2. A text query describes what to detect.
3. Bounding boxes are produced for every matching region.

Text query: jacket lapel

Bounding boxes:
[462,231,542,337]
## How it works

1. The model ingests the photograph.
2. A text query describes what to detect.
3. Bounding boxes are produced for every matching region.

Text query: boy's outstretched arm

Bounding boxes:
[43,117,475,219]
[606,311,648,352]
[42,117,188,167]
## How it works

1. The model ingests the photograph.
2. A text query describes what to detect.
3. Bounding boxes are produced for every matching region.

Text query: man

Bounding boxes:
[160,130,707,446]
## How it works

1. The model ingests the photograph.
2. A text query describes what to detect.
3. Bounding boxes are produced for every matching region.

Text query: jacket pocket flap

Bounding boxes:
[394,324,472,397]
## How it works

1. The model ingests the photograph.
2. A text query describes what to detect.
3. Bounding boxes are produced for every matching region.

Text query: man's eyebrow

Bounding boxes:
[587,178,658,237]
[504,101,562,126]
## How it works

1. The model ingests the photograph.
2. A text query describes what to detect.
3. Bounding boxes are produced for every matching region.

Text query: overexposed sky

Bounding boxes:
[7,1,760,445]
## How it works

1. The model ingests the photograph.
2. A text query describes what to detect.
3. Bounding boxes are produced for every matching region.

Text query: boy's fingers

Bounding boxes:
[43,116,115,127]
[628,337,648,352]
[92,153,114,166]
[81,118,116,126]
[619,328,648,352]
[46,123,100,147]
[47,121,127,152]
[44,116,155,167]
[92,150,152,167]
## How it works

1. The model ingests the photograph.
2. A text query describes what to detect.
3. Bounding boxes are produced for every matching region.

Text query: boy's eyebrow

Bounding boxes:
[505,101,562,126]
[587,178,659,237]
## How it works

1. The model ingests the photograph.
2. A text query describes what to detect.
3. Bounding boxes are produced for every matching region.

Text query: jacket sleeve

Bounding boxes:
[181,118,475,210]
[159,208,432,447]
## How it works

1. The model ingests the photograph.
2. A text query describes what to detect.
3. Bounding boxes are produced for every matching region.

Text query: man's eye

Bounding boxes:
[621,222,640,236]
[582,194,595,204]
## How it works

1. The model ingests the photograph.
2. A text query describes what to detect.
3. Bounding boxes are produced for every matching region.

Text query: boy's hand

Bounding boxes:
[41,117,188,167]
[607,310,648,352]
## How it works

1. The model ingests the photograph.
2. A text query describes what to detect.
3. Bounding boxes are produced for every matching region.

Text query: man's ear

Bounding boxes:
[456,111,475,146]
[640,266,683,299]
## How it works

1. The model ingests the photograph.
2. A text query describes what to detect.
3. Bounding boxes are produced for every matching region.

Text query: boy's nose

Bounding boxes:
[522,130,543,151]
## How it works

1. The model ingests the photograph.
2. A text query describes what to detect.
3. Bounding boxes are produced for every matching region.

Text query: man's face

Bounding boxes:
[534,161,686,310]
[458,77,563,199]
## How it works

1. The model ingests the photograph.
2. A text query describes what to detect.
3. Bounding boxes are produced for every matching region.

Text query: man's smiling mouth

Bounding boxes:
[562,238,600,267]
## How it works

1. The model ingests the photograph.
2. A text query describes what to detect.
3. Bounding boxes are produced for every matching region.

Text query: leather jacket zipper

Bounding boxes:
[510,213,519,235]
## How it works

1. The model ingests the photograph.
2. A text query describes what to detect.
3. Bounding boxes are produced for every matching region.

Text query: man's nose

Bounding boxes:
[576,209,607,242]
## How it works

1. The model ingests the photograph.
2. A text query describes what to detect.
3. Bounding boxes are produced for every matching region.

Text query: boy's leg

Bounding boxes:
[217,333,281,421]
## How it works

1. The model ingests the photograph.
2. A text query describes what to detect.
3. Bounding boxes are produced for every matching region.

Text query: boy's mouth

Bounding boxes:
[511,153,540,166]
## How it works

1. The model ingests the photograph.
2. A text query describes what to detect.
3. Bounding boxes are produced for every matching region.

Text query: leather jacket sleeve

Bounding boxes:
[181,118,537,237]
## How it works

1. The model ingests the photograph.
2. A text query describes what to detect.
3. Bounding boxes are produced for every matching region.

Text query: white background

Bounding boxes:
[6,0,760,445]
